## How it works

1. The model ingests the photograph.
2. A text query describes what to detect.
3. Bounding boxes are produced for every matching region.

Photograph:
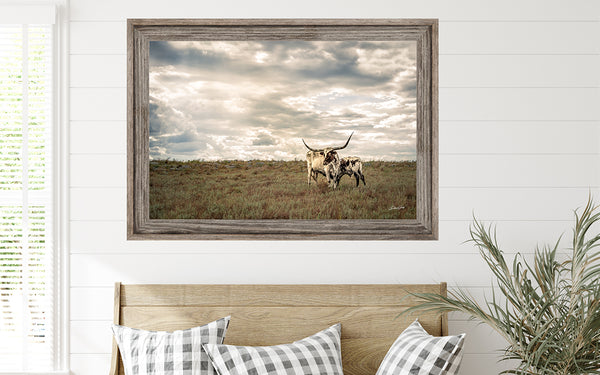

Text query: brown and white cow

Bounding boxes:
[302,132,353,187]
[334,156,366,188]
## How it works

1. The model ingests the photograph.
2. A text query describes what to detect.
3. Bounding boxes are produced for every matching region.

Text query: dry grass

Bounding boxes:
[149,159,416,220]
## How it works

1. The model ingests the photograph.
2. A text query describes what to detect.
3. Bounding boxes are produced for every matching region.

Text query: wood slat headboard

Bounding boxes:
[110,283,448,375]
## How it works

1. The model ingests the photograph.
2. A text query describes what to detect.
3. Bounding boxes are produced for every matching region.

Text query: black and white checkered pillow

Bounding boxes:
[376,319,465,375]
[203,324,343,375]
[111,316,230,375]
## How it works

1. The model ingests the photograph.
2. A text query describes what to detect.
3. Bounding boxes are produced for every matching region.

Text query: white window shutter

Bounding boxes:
[0,13,55,371]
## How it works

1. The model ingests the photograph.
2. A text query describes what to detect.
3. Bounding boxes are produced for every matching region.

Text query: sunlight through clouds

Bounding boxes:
[149,40,417,161]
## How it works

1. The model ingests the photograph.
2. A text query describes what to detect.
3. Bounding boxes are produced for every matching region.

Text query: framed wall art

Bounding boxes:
[127,19,438,240]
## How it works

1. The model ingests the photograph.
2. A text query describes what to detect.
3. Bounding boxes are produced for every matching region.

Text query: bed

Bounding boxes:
[109,283,448,375]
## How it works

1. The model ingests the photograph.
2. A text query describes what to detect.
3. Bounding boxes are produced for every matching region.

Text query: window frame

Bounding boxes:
[53,0,69,372]
[0,1,69,373]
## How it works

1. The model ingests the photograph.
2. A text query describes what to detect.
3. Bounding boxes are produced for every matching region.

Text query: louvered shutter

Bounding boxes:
[0,5,56,371]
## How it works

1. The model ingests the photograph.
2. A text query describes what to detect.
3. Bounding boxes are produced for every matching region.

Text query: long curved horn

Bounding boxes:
[331,132,354,151]
[302,139,322,152]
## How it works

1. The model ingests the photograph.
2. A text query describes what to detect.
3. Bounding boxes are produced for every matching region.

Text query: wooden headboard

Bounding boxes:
[110,283,447,375]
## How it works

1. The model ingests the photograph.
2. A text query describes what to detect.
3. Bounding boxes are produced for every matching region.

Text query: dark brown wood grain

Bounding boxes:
[127,19,439,240]
[110,283,448,375]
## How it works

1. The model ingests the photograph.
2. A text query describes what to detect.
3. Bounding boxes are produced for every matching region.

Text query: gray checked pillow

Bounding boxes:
[111,316,230,375]
[376,319,465,375]
[203,324,343,375]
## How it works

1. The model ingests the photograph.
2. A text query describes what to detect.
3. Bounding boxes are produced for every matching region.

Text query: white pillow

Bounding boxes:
[376,319,465,375]
[112,316,230,375]
[203,324,344,375]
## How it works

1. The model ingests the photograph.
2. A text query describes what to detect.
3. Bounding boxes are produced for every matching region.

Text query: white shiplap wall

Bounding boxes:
[67,1,600,374]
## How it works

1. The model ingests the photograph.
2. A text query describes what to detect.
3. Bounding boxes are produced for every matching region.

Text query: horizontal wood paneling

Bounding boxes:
[71,354,112,375]
[440,188,591,221]
[70,187,124,221]
[69,316,502,354]
[68,87,599,122]
[440,22,600,54]
[69,21,600,56]
[439,88,598,121]
[449,320,509,355]
[70,88,126,121]
[440,122,600,154]
[460,354,517,375]
[439,154,599,187]
[71,321,113,354]
[70,186,593,221]
[69,253,524,287]
[341,339,400,375]
[70,154,125,187]
[71,287,115,320]
[70,55,126,87]
[69,0,599,21]
[440,55,600,88]
[70,286,505,321]
[120,306,441,338]
[70,21,125,55]
[70,121,126,154]
[69,219,572,254]
[68,153,600,188]
[119,284,441,306]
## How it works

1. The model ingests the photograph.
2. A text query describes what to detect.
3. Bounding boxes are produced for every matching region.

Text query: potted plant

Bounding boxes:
[405,198,600,375]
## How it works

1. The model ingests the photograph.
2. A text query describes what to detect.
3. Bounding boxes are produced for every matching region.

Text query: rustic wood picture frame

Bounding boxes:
[127,19,438,240]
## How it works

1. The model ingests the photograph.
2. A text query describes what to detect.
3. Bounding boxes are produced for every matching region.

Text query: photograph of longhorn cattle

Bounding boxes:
[303,133,366,189]
[148,39,417,220]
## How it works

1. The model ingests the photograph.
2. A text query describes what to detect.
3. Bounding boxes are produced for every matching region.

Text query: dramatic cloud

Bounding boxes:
[149,40,417,161]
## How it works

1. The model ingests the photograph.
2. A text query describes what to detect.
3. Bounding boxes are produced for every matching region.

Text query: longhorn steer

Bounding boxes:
[302,133,353,187]
[334,156,366,188]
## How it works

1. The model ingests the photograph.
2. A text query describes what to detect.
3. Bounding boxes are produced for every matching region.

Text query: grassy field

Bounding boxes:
[149,159,416,220]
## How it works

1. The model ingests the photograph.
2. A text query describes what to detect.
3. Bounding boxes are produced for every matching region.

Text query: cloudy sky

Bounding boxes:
[149,40,417,161]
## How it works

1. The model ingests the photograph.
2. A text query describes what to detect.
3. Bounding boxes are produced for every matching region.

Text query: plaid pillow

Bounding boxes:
[376,319,465,375]
[112,316,230,375]
[203,324,343,375]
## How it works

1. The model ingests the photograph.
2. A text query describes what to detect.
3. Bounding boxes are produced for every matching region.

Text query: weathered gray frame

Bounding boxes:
[127,19,438,240]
